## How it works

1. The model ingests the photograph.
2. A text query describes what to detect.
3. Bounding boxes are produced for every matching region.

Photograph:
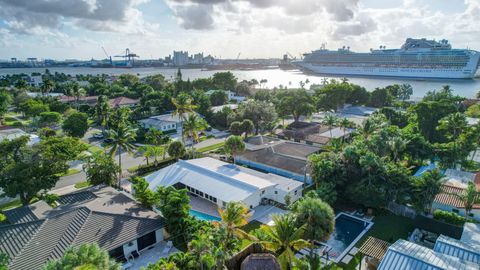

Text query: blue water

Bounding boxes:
[324,214,369,258]
[189,210,221,221]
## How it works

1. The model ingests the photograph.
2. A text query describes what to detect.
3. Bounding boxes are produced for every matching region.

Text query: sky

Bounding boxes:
[0,0,479,60]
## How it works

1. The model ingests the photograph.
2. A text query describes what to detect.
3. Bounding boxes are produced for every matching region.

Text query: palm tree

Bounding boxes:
[41,79,54,96]
[182,113,208,151]
[387,136,409,162]
[95,95,111,133]
[437,112,468,167]
[224,135,245,164]
[448,182,480,217]
[322,114,338,138]
[215,202,252,240]
[139,145,163,165]
[259,214,311,270]
[413,169,446,213]
[188,234,215,270]
[171,96,197,143]
[105,125,137,187]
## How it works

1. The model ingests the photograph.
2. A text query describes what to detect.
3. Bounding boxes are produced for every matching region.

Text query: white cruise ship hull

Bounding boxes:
[295,63,479,79]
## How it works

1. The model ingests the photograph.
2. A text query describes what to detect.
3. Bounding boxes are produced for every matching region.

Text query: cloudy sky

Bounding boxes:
[0,0,479,60]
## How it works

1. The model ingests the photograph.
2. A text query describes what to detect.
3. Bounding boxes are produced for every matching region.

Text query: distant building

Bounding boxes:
[173,51,189,66]
[192,53,204,64]
[109,96,139,108]
[58,95,99,106]
[205,90,246,103]
[29,75,43,87]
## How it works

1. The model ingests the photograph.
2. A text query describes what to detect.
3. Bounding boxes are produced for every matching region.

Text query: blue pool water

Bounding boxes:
[324,213,371,259]
[189,210,221,221]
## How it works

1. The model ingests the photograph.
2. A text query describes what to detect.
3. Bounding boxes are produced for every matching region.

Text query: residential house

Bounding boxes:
[378,223,480,269]
[211,103,238,113]
[275,121,354,146]
[205,90,246,103]
[139,113,184,140]
[144,157,303,212]
[0,186,172,270]
[58,95,99,106]
[109,96,140,108]
[235,136,321,184]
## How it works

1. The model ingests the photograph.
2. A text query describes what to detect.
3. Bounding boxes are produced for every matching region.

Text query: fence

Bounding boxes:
[387,202,417,219]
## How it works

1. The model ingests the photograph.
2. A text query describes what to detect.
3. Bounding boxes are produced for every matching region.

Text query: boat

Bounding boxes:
[294,38,480,79]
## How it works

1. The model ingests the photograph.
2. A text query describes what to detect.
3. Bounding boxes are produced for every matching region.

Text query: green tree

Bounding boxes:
[368,87,393,107]
[411,100,457,142]
[131,176,159,208]
[64,82,86,109]
[85,151,119,186]
[94,95,111,132]
[0,90,12,125]
[0,136,86,205]
[41,243,120,270]
[241,119,254,139]
[236,100,277,134]
[215,202,251,240]
[104,125,137,186]
[209,90,228,106]
[40,79,55,96]
[275,89,315,123]
[62,112,89,138]
[292,197,335,264]
[398,83,413,101]
[20,99,49,117]
[139,145,164,165]
[182,113,208,148]
[229,121,243,136]
[156,186,191,244]
[322,114,338,137]
[412,169,446,213]
[448,182,480,217]
[259,214,310,270]
[168,141,186,161]
[212,72,237,90]
[146,128,169,146]
[224,135,245,164]
[38,111,62,128]
[0,253,9,270]
[313,81,350,112]
[172,94,197,142]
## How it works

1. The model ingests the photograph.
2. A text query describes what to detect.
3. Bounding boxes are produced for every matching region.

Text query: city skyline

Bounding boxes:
[0,0,479,60]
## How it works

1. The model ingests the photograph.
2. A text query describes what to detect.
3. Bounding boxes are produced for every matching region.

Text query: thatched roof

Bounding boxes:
[241,253,281,270]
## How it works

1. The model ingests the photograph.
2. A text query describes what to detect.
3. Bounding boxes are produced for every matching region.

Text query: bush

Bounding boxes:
[134,158,176,176]
[0,213,6,223]
[43,193,60,206]
[433,209,466,226]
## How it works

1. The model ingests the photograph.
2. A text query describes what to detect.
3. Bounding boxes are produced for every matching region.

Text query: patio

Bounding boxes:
[124,241,180,270]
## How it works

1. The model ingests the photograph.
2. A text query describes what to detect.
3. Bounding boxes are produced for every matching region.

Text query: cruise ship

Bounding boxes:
[295,38,480,79]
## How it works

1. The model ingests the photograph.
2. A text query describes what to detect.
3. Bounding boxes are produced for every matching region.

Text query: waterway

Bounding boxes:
[1,67,479,98]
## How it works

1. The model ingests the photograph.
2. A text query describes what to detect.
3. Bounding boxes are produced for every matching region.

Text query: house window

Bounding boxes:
[274,191,278,194]
[294,190,297,195]
[213,198,217,203]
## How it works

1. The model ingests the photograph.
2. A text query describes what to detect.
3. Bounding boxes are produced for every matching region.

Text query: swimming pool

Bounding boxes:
[189,210,221,221]
[323,213,373,262]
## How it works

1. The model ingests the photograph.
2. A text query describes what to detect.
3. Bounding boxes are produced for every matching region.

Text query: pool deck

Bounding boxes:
[189,195,221,218]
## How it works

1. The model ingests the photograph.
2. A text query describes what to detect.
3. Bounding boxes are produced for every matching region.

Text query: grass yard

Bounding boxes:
[361,210,414,244]
[57,168,81,177]
[0,197,39,211]
[74,181,92,189]
[197,142,225,153]
[87,144,104,154]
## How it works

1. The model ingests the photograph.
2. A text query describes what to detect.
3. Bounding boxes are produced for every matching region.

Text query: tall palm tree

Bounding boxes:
[322,114,338,138]
[259,214,311,270]
[188,234,215,270]
[41,79,54,96]
[105,125,137,187]
[215,202,252,240]
[138,145,163,165]
[171,96,197,143]
[95,95,111,133]
[387,136,409,162]
[182,113,208,150]
[437,112,468,166]
[448,182,480,217]
[413,169,446,213]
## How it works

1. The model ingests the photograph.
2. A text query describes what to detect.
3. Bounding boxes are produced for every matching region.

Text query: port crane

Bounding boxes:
[114,48,139,67]
[101,46,113,65]
[236,52,241,60]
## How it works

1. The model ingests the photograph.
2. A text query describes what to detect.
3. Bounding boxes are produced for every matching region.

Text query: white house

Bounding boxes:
[139,113,184,139]
[144,157,303,210]
[205,90,246,103]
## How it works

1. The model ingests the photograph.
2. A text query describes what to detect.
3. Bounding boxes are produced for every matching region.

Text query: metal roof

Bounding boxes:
[145,158,279,202]
[461,223,480,247]
[434,235,480,264]
[378,239,478,270]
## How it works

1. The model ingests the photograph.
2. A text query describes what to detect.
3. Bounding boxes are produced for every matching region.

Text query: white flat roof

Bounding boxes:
[145,157,302,202]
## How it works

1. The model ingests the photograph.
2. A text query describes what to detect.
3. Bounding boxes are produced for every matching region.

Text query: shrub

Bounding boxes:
[0,213,6,223]
[134,158,176,176]
[43,193,60,206]
[433,209,465,226]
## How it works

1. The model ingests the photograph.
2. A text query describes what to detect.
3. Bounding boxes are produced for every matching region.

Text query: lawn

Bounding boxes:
[197,142,225,153]
[0,197,39,211]
[74,181,92,189]
[361,210,414,244]
[57,168,81,177]
[87,144,104,154]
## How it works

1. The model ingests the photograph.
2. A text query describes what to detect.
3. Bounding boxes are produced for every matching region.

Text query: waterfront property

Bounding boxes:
[144,157,303,213]
[235,136,321,184]
[0,186,174,270]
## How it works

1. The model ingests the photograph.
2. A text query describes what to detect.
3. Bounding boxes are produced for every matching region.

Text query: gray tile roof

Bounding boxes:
[0,186,166,270]
[57,190,97,205]
[2,200,53,224]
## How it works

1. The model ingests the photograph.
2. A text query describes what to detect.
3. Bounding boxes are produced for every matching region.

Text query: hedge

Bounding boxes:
[433,209,466,226]
[133,158,176,176]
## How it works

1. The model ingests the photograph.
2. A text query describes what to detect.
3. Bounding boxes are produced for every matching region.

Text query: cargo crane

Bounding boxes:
[114,48,139,68]
[101,46,113,65]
